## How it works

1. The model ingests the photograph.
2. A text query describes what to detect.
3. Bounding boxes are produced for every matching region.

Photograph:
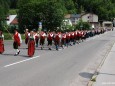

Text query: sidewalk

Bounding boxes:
[93,43,115,86]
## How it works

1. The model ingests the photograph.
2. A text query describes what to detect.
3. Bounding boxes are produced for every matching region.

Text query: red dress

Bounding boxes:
[28,37,35,57]
[0,36,4,54]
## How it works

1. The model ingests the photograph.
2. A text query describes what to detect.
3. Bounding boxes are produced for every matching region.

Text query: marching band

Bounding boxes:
[0,28,106,57]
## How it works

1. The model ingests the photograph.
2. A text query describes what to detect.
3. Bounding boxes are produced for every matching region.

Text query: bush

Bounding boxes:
[4,32,25,40]
[75,20,91,30]
[4,33,12,40]
[9,9,17,15]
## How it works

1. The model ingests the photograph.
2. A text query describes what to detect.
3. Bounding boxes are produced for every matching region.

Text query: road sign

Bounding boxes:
[38,22,42,29]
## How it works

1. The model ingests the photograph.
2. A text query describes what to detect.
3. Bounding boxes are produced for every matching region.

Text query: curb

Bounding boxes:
[87,42,115,86]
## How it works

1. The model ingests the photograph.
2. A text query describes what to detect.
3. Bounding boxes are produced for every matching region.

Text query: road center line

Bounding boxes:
[4,56,40,68]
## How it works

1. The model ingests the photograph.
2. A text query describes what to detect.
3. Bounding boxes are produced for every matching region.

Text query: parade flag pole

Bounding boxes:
[4,26,13,38]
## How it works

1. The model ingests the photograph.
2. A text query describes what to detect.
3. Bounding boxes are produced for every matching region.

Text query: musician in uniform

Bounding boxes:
[70,32,75,45]
[47,31,54,50]
[40,31,46,50]
[33,29,39,47]
[13,28,22,56]
[66,32,71,47]
[54,31,61,50]
[25,29,30,45]
[61,32,66,48]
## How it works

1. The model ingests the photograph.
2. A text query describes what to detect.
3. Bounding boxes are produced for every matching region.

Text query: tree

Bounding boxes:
[0,0,9,30]
[18,1,64,32]
[64,0,77,14]
[75,0,115,21]
[75,20,91,30]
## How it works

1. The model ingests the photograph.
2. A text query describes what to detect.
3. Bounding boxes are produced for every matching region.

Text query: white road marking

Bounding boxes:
[4,56,40,68]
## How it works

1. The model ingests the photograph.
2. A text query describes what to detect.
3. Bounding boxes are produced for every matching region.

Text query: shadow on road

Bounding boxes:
[79,72,93,79]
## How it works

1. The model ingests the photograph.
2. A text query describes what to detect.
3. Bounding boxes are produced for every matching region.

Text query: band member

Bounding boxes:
[82,30,87,40]
[13,28,22,56]
[25,29,30,45]
[77,30,81,43]
[70,32,75,45]
[74,31,78,43]
[47,31,54,50]
[54,31,61,50]
[28,31,35,57]
[81,30,84,42]
[40,31,46,50]
[66,32,71,47]
[33,29,39,47]
[0,30,4,54]
[61,32,66,48]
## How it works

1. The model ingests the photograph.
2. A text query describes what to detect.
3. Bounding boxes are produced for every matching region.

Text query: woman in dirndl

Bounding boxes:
[0,30,4,54]
[28,31,35,57]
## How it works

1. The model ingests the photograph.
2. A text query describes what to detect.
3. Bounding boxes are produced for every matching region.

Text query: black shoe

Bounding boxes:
[49,48,51,50]
[56,48,58,51]
[18,51,20,55]
[14,53,18,56]
[41,47,43,50]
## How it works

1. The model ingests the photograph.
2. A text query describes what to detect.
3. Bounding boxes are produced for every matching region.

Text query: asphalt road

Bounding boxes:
[0,30,115,86]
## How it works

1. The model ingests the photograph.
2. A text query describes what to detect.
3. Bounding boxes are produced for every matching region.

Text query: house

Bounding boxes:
[6,15,17,25]
[64,13,99,29]
[6,15,18,29]
[65,14,81,25]
[102,21,113,30]
[70,14,81,25]
[10,17,18,25]
[81,13,99,29]
[64,14,72,26]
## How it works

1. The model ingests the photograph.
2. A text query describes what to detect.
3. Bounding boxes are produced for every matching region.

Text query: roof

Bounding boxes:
[6,15,17,25]
[10,18,18,25]
[65,14,71,18]
[65,14,81,19]
[70,14,81,18]
[81,13,98,17]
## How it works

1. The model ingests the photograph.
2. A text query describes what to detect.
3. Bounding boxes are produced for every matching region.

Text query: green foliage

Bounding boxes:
[18,1,64,32]
[63,0,77,14]
[4,32,12,40]
[0,0,9,30]
[9,9,17,15]
[4,32,25,40]
[9,0,18,9]
[75,20,91,30]
[76,0,115,20]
